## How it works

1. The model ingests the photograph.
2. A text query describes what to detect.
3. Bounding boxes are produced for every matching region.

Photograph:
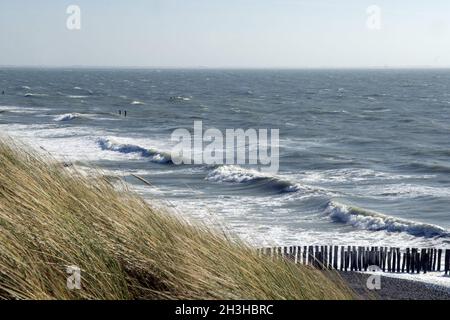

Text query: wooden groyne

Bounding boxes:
[257,246,450,275]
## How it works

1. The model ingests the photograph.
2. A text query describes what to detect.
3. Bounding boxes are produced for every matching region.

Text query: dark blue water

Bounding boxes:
[1,68,450,248]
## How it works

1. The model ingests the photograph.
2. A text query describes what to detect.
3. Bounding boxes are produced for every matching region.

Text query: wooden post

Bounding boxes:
[406,248,411,273]
[289,246,295,262]
[433,249,437,271]
[328,246,332,269]
[372,247,376,266]
[396,248,401,272]
[411,248,416,273]
[283,247,288,260]
[308,246,314,266]
[344,250,350,271]
[375,247,379,267]
[380,247,385,272]
[296,246,301,264]
[437,249,442,272]
[392,247,397,273]
[445,249,450,275]
[428,249,432,272]
[303,246,307,265]
[348,246,352,271]
[401,251,406,273]
[340,246,344,271]
[333,246,338,270]
[388,249,392,272]
[357,247,362,271]
[415,248,421,274]
[349,246,353,271]
[364,247,369,271]
[421,249,427,274]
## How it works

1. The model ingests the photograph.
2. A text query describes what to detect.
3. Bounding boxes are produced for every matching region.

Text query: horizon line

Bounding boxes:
[2,65,450,70]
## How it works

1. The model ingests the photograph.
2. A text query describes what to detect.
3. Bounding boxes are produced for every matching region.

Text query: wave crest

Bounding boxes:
[54,113,82,121]
[206,165,301,193]
[325,201,449,238]
[97,138,172,164]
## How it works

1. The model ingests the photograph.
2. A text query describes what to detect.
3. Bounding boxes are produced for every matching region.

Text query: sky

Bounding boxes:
[1,0,449,68]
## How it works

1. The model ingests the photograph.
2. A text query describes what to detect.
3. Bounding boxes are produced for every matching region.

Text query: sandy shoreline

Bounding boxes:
[340,272,450,300]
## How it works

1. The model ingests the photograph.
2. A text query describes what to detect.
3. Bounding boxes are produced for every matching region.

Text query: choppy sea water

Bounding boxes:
[1,68,450,250]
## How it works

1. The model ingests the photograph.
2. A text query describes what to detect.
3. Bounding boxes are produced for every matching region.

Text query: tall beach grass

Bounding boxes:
[0,138,353,300]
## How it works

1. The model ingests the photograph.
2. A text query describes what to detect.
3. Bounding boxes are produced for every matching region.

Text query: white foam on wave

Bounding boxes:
[54,113,83,122]
[24,93,48,98]
[362,183,450,199]
[297,168,431,184]
[131,100,145,105]
[325,201,449,238]
[169,96,191,102]
[0,105,52,114]
[206,165,301,193]
[97,137,172,164]
[206,165,266,183]
[67,95,88,99]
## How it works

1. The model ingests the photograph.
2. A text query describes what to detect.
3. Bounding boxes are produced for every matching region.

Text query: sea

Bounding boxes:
[1,68,450,251]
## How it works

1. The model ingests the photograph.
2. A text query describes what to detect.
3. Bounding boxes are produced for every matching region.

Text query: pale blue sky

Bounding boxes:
[1,0,449,68]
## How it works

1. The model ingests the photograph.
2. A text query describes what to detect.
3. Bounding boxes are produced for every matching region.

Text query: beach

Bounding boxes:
[341,272,450,300]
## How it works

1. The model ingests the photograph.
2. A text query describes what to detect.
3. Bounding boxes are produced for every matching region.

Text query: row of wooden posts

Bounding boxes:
[256,246,450,275]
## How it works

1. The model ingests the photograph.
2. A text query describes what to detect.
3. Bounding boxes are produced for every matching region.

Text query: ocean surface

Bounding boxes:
[1,68,450,249]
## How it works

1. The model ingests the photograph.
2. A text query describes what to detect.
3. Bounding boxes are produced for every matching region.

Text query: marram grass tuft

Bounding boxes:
[0,138,353,300]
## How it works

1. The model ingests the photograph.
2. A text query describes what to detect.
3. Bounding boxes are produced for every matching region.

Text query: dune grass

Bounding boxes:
[0,138,353,300]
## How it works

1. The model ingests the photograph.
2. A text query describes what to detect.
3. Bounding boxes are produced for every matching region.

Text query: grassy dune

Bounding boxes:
[0,138,353,300]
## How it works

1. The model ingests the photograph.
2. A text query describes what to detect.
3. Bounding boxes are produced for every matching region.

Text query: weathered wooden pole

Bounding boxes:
[406,248,411,273]
[358,247,362,271]
[433,248,437,271]
[396,248,401,272]
[392,247,397,272]
[401,250,406,273]
[380,247,386,272]
[445,249,450,275]
[328,246,333,269]
[415,248,421,274]
[333,246,338,270]
[296,246,301,264]
[437,249,442,272]
[388,248,392,272]
[421,248,427,274]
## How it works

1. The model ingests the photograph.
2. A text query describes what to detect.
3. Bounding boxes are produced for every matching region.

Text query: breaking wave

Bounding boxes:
[54,113,82,122]
[206,165,301,193]
[97,137,172,164]
[325,201,449,238]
